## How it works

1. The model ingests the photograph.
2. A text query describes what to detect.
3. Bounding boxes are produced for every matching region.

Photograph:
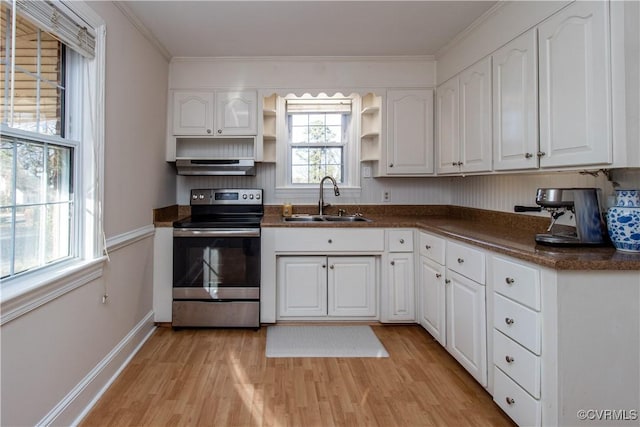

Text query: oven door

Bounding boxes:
[173,228,260,300]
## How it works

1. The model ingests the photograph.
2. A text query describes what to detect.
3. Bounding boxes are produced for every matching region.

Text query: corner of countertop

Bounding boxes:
[153,204,190,227]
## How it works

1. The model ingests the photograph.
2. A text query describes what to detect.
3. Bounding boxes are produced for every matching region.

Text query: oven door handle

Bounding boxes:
[173,228,261,238]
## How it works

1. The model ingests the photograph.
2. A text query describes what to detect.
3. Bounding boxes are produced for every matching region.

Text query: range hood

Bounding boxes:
[175,158,256,176]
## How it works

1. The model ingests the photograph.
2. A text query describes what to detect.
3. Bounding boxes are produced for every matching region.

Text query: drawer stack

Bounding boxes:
[491,255,542,426]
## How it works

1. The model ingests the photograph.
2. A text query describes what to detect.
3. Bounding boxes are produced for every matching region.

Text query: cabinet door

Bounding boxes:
[172,91,215,135]
[436,77,460,174]
[215,90,257,135]
[493,29,539,171]
[419,256,446,346]
[385,253,415,322]
[459,57,492,173]
[277,257,327,317]
[446,270,487,386]
[328,257,377,317]
[538,1,612,168]
[386,89,434,175]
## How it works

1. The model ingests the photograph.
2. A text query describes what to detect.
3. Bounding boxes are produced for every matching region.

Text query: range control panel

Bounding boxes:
[190,188,263,205]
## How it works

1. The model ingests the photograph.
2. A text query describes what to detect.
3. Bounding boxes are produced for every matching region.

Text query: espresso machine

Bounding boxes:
[534,188,608,246]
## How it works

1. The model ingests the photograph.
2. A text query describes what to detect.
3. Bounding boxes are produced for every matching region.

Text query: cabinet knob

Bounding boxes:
[399,239,405,244]
[328,239,332,243]
[445,279,451,284]
[537,151,546,158]
[525,152,533,159]
[505,277,515,285]
[330,265,334,269]
[322,264,326,269]
[457,257,464,264]
[435,273,442,279]
[217,129,222,134]
[425,245,431,249]
[451,162,457,167]
[206,129,212,134]
[505,317,515,325]
[505,397,515,406]
[389,163,394,168]
[390,261,395,266]
[505,355,515,364]
[458,161,464,166]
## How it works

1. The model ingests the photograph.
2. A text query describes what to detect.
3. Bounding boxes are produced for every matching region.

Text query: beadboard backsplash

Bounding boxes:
[176,164,639,215]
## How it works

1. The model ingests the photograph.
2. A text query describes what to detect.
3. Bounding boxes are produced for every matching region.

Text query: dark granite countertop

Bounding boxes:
[156,204,640,271]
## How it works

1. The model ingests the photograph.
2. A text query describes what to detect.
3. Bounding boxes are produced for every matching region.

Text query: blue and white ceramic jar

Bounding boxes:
[606,189,640,252]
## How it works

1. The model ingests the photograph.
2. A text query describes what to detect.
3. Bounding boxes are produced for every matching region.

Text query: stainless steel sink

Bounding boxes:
[283,215,371,223]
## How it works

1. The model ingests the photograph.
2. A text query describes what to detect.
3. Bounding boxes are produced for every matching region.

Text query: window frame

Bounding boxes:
[0,0,106,324]
[274,93,362,201]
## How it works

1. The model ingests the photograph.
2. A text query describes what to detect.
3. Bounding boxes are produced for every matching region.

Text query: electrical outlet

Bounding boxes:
[383,190,391,202]
[362,166,372,178]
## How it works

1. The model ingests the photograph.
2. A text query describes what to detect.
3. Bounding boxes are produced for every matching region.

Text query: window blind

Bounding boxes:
[286,99,352,114]
[14,0,96,58]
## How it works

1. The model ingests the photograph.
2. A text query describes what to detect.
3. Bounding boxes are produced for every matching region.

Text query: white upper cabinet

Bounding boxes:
[492,29,539,171]
[172,92,215,135]
[538,1,612,168]
[459,57,493,173]
[172,90,257,136]
[436,77,460,174]
[385,89,434,175]
[215,90,258,135]
[437,57,492,175]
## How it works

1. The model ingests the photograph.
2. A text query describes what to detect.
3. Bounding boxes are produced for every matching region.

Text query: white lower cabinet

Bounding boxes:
[446,270,487,387]
[382,229,415,322]
[277,256,376,319]
[418,231,446,345]
[490,254,542,426]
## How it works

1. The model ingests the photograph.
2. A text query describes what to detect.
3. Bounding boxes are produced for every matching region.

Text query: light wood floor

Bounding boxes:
[80,325,515,427]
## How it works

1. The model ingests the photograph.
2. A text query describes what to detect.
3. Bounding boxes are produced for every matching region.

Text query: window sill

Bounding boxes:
[275,186,362,201]
[0,257,107,325]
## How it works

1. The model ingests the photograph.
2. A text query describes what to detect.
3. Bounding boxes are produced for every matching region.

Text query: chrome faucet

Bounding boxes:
[318,175,340,215]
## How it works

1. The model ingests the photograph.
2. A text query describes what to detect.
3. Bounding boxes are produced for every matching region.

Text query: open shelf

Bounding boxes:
[360,93,382,164]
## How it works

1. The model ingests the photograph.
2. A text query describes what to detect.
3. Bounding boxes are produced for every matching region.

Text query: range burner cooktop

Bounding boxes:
[174,188,264,229]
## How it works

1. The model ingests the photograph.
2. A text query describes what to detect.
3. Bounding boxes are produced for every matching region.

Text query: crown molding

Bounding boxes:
[114,2,172,61]
[170,55,435,64]
[435,0,507,59]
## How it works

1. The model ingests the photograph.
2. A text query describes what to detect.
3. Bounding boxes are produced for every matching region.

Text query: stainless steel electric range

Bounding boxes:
[172,188,263,328]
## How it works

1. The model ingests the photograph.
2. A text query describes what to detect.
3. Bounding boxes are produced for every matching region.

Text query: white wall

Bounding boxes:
[0,2,173,425]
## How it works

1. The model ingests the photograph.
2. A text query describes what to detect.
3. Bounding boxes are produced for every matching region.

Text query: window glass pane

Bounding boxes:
[325,114,342,126]
[47,145,72,202]
[45,202,71,263]
[14,205,43,274]
[325,147,343,165]
[291,126,308,143]
[291,147,309,164]
[290,114,308,126]
[325,126,342,143]
[308,125,325,143]
[291,165,309,184]
[309,114,325,126]
[0,207,13,278]
[16,141,44,204]
[0,139,14,206]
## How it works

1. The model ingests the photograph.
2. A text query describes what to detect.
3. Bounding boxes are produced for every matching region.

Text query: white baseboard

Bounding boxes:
[36,311,156,427]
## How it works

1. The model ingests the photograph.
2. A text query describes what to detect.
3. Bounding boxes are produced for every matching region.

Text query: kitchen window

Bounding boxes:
[0,0,105,305]
[276,94,361,199]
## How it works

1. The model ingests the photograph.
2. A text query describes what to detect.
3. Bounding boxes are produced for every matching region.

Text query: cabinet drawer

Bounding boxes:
[387,229,414,252]
[446,240,485,284]
[492,256,540,310]
[493,329,540,398]
[274,228,384,252]
[419,232,445,264]
[494,293,541,354]
[494,368,541,427]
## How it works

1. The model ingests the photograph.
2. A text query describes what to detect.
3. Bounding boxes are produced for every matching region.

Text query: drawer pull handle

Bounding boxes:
[457,258,464,264]
[505,317,515,325]
[505,355,515,364]
[425,244,431,249]
[399,238,405,244]
[445,279,451,284]
[328,239,333,243]
[505,397,515,406]
[505,277,515,285]
[435,273,442,278]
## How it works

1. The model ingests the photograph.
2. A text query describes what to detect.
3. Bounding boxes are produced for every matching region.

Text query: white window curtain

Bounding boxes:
[12,0,96,58]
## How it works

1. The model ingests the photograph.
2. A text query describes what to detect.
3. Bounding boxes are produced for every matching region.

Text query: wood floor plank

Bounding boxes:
[80,325,515,427]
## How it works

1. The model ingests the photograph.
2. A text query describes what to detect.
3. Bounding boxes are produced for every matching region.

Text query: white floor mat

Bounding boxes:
[265,325,389,358]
